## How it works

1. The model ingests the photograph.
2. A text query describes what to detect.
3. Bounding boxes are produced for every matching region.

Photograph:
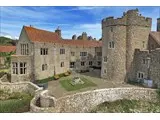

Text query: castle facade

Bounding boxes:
[10,9,160,87]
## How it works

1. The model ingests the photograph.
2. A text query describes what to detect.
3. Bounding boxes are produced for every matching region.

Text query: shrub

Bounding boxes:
[54,75,60,80]
[0,90,33,113]
[64,72,69,76]
[36,76,55,84]
[58,73,65,78]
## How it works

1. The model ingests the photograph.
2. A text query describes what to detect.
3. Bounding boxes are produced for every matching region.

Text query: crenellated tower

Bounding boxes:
[101,9,152,82]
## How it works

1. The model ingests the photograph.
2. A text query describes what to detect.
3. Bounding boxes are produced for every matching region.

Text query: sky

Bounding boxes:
[0,6,160,40]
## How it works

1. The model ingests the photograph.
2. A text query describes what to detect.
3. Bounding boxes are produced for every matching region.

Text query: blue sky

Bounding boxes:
[0,6,159,39]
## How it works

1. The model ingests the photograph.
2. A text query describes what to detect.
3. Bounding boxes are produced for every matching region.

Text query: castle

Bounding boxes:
[10,9,160,87]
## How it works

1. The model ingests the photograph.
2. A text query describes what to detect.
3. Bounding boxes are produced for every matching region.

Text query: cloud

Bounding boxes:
[0,6,159,41]
[0,31,18,39]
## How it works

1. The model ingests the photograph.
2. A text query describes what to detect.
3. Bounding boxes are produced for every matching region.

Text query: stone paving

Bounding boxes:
[47,70,141,98]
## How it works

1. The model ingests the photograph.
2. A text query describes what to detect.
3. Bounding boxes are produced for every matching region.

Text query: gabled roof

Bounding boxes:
[61,39,102,47]
[23,26,102,47]
[0,46,16,53]
[149,31,160,45]
[24,26,60,43]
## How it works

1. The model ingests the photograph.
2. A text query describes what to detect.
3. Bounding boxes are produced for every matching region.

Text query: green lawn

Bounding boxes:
[0,90,33,113]
[59,77,97,91]
[91,99,160,113]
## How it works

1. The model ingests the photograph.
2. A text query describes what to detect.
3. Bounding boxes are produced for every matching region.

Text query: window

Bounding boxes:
[70,62,75,68]
[109,41,115,48]
[97,52,102,56]
[20,62,27,74]
[61,62,64,67]
[98,61,101,66]
[151,44,154,49]
[40,48,48,55]
[111,27,113,32]
[60,49,65,54]
[12,62,18,74]
[21,44,29,55]
[42,64,47,71]
[142,59,147,64]
[80,52,87,56]
[137,72,144,79]
[104,56,108,62]
[142,41,145,48]
[89,61,92,66]
[81,62,85,66]
[104,69,107,73]
[71,52,75,56]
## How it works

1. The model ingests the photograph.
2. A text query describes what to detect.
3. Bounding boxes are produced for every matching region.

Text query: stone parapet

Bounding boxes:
[30,87,158,113]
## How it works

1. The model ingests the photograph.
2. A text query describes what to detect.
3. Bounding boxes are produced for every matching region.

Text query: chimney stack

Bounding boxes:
[55,26,61,38]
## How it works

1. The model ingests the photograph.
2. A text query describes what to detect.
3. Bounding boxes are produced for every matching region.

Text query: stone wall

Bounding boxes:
[0,75,42,96]
[134,48,160,87]
[40,90,56,107]
[11,55,33,82]
[101,9,152,82]
[30,87,158,113]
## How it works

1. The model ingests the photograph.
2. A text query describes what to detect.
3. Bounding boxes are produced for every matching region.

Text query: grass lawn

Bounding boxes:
[91,99,160,113]
[59,77,97,91]
[0,90,33,113]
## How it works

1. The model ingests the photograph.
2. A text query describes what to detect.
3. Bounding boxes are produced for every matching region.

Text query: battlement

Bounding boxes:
[102,9,152,28]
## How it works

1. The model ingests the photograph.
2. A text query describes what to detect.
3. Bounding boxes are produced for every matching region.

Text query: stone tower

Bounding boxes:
[157,18,160,32]
[82,32,87,40]
[101,9,152,82]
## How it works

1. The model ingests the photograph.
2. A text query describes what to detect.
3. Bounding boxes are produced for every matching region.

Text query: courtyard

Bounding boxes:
[47,70,139,98]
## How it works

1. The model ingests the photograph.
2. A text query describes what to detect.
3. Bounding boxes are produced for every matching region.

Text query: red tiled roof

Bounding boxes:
[61,39,102,47]
[0,46,16,53]
[24,26,60,43]
[24,26,102,47]
[149,31,160,45]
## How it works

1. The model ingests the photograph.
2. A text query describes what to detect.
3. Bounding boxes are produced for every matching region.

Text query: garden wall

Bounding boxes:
[30,87,158,113]
[0,75,43,96]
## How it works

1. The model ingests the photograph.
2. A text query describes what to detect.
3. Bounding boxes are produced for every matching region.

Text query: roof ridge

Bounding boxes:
[24,26,57,35]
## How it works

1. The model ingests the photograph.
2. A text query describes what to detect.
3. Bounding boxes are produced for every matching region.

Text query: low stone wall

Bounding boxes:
[30,87,158,113]
[0,75,43,96]
[40,90,56,107]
